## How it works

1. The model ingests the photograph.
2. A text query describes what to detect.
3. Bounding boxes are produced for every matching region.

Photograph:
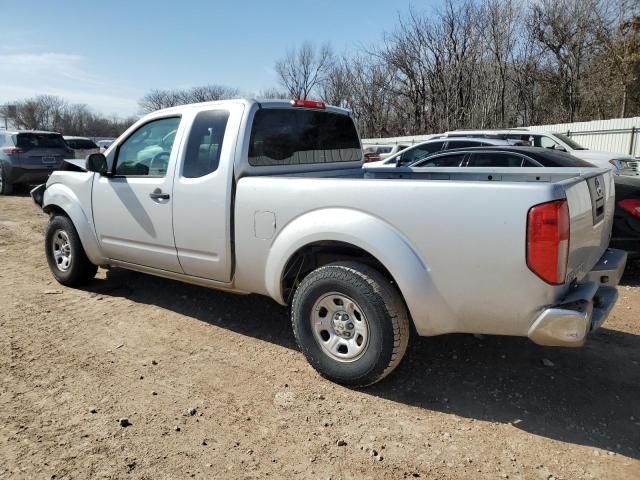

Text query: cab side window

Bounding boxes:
[114,117,181,176]
[183,110,230,178]
[446,140,481,149]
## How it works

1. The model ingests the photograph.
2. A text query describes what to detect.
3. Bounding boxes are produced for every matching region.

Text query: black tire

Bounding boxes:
[0,163,14,195]
[291,261,410,387]
[45,215,98,286]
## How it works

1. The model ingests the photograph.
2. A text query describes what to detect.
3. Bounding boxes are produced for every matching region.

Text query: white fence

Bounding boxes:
[362,116,640,158]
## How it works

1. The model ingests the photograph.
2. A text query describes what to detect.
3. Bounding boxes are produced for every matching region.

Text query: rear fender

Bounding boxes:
[264,208,454,335]
[43,181,107,266]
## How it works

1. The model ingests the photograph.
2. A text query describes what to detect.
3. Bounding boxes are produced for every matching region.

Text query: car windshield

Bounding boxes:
[554,133,587,150]
[15,133,67,149]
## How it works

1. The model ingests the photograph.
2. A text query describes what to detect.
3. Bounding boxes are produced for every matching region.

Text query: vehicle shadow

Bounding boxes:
[85,268,640,460]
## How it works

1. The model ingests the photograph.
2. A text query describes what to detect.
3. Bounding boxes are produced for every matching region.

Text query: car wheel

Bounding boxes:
[45,215,98,286]
[0,163,14,195]
[291,261,410,387]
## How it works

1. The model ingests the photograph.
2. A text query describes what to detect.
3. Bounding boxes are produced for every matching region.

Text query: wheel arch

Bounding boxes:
[43,183,108,266]
[264,208,442,335]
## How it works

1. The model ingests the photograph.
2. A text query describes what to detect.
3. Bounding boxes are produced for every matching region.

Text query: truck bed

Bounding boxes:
[234,166,615,339]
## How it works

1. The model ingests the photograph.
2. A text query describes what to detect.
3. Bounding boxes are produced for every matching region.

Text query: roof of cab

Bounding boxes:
[151,98,352,117]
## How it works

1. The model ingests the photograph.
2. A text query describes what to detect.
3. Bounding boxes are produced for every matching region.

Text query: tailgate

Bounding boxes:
[564,169,615,283]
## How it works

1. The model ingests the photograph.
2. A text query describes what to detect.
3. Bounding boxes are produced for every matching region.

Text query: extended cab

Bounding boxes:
[32,99,627,386]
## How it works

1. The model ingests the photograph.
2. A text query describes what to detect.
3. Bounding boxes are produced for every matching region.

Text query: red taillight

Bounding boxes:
[618,199,640,219]
[527,199,570,285]
[2,147,23,155]
[290,99,326,109]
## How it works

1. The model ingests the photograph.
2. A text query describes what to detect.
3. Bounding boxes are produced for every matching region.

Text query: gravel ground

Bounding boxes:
[0,194,639,479]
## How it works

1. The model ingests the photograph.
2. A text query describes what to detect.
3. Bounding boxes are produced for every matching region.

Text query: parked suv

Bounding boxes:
[0,131,73,195]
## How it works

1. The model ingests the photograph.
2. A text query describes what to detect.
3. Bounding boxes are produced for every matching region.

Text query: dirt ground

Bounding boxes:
[0,194,639,480]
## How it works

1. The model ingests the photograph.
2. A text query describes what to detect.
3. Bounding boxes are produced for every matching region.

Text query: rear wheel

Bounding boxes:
[291,261,410,387]
[45,215,97,286]
[0,163,14,195]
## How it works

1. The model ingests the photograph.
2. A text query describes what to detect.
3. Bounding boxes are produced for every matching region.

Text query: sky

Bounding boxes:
[0,0,429,118]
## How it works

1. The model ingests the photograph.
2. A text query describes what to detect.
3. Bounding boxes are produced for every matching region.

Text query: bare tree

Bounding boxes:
[532,0,604,122]
[275,42,334,99]
[5,94,135,136]
[138,84,239,113]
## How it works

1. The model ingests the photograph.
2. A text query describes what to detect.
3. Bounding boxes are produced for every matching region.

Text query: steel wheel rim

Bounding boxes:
[52,229,72,272]
[310,292,370,362]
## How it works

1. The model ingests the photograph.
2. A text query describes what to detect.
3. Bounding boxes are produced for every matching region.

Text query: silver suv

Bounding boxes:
[0,130,73,195]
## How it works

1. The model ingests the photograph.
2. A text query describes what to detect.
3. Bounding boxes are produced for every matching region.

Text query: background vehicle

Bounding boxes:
[610,176,640,260]
[64,136,101,159]
[363,144,408,163]
[364,137,517,168]
[96,139,114,153]
[33,99,625,386]
[443,129,639,175]
[409,146,596,168]
[0,130,73,195]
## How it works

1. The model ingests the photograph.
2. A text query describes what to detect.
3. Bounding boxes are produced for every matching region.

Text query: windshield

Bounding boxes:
[554,133,587,150]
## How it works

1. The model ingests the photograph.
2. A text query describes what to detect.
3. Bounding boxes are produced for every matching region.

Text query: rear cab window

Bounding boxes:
[248,109,361,166]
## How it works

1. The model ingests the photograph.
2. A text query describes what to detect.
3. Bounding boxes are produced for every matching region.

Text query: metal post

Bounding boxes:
[629,126,636,156]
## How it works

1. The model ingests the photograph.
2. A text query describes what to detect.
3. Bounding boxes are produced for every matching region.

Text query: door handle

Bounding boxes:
[149,189,170,200]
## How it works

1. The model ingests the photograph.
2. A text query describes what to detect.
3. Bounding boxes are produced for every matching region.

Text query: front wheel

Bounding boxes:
[45,215,98,286]
[291,261,410,387]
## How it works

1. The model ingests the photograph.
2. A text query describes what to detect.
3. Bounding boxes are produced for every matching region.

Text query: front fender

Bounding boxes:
[264,208,454,335]
[43,180,107,266]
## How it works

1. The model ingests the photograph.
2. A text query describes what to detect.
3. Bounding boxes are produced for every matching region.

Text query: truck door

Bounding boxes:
[92,115,184,272]
[171,105,243,282]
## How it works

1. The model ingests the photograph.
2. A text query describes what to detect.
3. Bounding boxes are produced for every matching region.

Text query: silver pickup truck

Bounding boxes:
[33,99,627,386]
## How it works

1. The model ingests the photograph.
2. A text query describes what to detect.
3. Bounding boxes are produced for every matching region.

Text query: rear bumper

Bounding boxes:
[528,248,627,347]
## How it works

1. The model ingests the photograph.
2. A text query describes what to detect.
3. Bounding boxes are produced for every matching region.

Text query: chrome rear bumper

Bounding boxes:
[528,248,627,347]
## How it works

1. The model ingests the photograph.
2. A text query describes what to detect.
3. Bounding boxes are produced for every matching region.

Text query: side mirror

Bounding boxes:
[553,144,566,152]
[86,153,108,175]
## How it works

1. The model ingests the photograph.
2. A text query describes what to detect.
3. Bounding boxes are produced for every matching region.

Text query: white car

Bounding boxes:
[362,144,408,163]
[63,137,101,159]
[443,129,639,176]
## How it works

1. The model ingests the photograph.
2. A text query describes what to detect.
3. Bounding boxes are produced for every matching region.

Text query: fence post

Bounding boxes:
[629,126,637,156]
